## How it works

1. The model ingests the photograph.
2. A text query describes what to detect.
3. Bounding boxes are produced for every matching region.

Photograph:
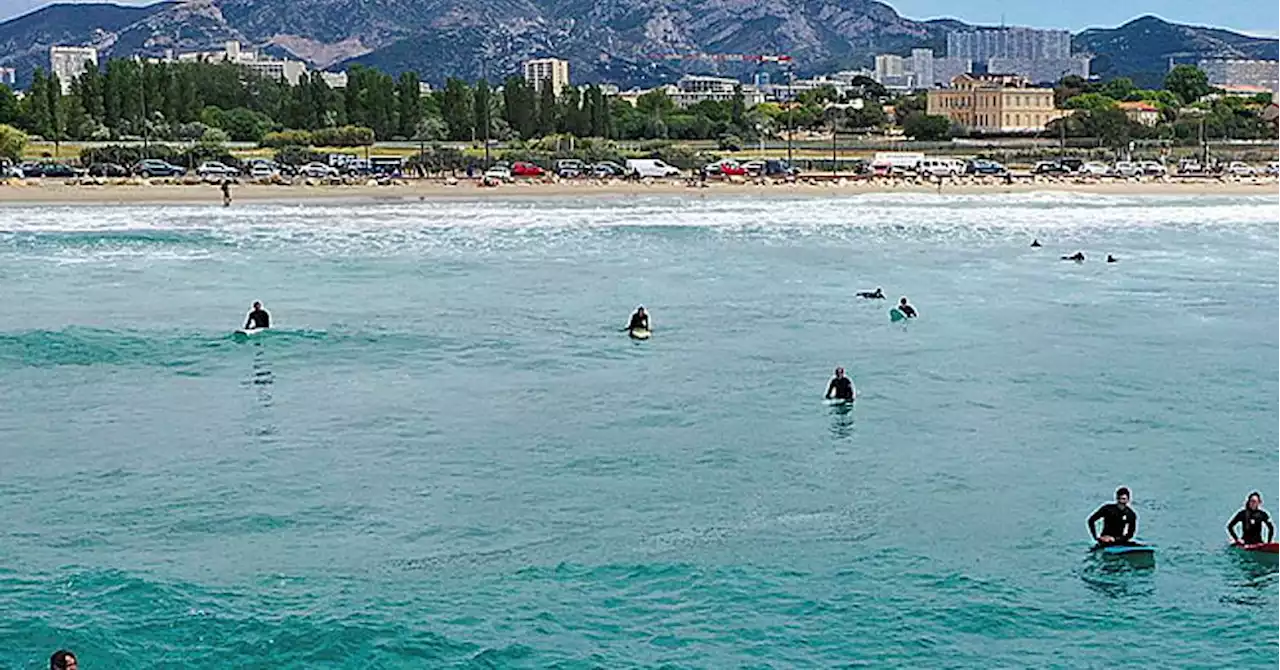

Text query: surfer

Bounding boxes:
[1087,487,1138,547]
[244,301,270,330]
[627,306,649,332]
[221,179,232,207]
[1061,251,1085,262]
[50,650,77,670]
[857,287,885,300]
[1030,239,1042,247]
[1106,254,1118,263]
[825,367,855,401]
[897,297,917,318]
[1227,491,1274,547]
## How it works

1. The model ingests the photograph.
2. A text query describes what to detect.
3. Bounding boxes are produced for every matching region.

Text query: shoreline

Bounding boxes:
[1,177,1276,206]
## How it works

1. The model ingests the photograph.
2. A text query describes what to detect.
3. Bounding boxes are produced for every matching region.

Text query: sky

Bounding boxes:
[0,0,1277,35]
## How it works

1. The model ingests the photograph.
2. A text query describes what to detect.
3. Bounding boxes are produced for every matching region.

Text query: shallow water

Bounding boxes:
[1,193,1277,668]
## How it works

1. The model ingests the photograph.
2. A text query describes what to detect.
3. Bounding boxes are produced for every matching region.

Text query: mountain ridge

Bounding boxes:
[0,1,1275,89]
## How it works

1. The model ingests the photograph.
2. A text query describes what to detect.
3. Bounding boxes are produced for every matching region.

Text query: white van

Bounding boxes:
[870,152,924,175]
[625,159,682,178]
[917,157,966,177]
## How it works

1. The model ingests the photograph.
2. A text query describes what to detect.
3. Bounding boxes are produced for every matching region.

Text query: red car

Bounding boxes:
[703,160,747,177]
[512,161,545,177]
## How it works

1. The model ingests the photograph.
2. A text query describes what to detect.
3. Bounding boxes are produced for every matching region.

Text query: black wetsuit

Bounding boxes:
[1228,508,1272,545]
[899,304,918,318]
[245,309,270,329]
[628,313,648,330]
[858,291,884,299]
[827,377,854,401]
[1088,503,1137,545]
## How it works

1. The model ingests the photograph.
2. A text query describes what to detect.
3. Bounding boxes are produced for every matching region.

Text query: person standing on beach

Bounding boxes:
[221,179,232,207]
[50,650,77,670]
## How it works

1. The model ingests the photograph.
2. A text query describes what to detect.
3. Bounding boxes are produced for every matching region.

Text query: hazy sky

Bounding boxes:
[1,0,1277,35]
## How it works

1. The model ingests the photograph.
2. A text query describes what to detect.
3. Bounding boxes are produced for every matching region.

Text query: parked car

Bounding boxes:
[87,162,129,178]
[483,165,513,182]
[1225,161,1256,176]
[511,161,545,177]
[1264,162,1279,176]
[1,160,22,178]
[1057,158,1084,172]
[1111,161,1141,178]
[918,157,965,177]
[1138,161,1167,176]
[1078,162,1110,176]
[762,159,799,177]
[590,161,626,178]
[18,161,43,177]
[1176,159,1208,175]
[554,159,586,178]
[299,162,340,178]
[702,160,747,177]
[1032,161,1072,175]
[965,159,1007,175]
[134,159,186,178]
[38,163,78,178]
[625,159,682,179]
[249,163,277,179]
[197,161,240,179]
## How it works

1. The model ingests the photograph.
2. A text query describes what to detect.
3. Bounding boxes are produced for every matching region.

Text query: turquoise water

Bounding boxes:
[1,193,1277,668]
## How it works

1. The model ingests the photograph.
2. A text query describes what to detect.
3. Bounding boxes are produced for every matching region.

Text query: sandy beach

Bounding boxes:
[1,176,1276,205]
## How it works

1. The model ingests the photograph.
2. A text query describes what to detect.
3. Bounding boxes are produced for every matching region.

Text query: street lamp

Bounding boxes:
[786,62,794,166]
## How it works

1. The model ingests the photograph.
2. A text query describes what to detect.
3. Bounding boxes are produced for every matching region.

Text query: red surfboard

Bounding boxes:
[1237,542,1279,554]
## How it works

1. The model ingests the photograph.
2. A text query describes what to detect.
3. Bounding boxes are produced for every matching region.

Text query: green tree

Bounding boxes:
[1063,93,1118,112]
[472,78,492,141]
[1165,65,1213,105]
[439,77,474,141]
[0,84,17,125]
[502,76,536,139]
[0,123,27,160]
[635,89,675,117]
[1100,77,1135,101]
[536,83,558,137]
[560,84,588,136]
[1082,107,1132,148]
[902,113,951,140]
[892,92,927,125]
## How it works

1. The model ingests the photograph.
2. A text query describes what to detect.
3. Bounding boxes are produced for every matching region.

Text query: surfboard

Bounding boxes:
[1235,542,1279,554]
[824,397,854,406]
[233,328,265,341]
[889,308,906,323]
[1097,544,1155,556]
[628,328,651,340]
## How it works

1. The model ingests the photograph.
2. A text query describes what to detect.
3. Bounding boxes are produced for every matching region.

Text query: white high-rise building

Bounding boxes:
[50,46,98,93]
[946,27,1071,61]
[174,41,309,85]
[523,58,570,94]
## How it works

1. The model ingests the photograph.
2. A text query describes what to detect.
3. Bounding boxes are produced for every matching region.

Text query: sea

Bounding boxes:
[0,192,1277,668]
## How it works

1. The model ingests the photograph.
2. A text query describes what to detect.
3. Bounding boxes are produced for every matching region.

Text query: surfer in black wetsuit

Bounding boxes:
[627,306,649,331]
[1062,251,1085,262]
[897,297,917,318]
[1088,487,1138,547]
[825,367,855,401]
[1031,239,1042,247]
[1106,254,1118,263]
[1227,491,1274,547]
[221,179,232,207]
[857,287,885,299]
[244,301,270,330]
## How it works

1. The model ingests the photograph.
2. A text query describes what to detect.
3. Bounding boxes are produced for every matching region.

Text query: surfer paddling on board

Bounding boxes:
[856,287,885,299]
[897,297,917,318]
[1227,492,1274,548]
[1061,251,1085,262]
[1088,487,1138,547]
[244,301,270,330]
[626,306,649,332]
[825,367,855,402]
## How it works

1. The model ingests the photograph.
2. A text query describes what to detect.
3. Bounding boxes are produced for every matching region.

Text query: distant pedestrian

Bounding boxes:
[50,650,77,670]
[220,179,232,207]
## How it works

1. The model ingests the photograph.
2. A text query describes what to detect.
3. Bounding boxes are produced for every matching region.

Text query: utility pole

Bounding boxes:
[830,112,837,177]
[482,43,492,170]
[786,63,794,166]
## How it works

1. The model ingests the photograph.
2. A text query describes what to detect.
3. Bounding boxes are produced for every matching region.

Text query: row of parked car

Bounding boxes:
[2,158,349,180]
[478,158,801,182]
[1030,158,1279,178]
